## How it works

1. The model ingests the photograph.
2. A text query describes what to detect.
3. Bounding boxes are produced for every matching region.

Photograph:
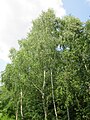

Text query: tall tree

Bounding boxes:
[0,9,90,120]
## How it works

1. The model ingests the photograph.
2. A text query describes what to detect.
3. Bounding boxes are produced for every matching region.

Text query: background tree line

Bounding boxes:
[0,9,90,120]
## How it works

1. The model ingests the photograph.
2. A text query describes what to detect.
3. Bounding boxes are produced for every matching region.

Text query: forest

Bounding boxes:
[0,9,90,120]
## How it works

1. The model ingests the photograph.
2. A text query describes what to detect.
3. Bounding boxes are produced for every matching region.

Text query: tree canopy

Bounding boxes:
[0,9,90,120]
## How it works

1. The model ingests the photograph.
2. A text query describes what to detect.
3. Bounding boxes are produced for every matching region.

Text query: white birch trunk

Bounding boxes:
[51,69,58,120]
[20,89,23,120]
[67,106,70,120]
[16,101,18,120]
[16,108,18,120]
[30,70,47,120]
[42,70,47,120]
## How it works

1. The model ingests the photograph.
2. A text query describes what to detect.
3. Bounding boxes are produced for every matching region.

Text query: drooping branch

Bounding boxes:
[31,81,43,95]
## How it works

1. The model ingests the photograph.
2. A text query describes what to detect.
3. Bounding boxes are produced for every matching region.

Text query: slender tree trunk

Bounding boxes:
[16,110,18,120]
[51,69,58,120]
[30,70,47,120]
[42,93,47,120]
[20,89,23,120]
[67,106,70,120]
[16,102,18,120]
[42,70,47,120]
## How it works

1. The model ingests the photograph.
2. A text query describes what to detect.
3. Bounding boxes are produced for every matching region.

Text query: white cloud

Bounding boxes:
[0,0,66,62]
[0,41,10,62]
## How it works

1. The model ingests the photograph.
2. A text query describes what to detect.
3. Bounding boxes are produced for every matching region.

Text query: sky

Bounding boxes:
[63,0,90,21]
[0,0,90,73]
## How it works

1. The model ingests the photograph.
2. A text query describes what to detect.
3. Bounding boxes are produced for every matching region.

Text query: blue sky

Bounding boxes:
[63,0,90,21]
[0,0,90,74]
[0,59,7,72]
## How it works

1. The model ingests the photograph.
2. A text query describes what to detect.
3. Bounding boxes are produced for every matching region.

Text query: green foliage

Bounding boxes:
[0,114,15,120]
